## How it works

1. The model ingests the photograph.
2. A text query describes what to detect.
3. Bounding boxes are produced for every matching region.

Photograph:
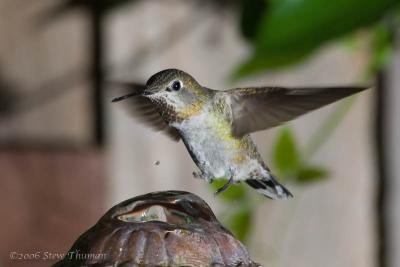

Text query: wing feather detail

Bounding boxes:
[225,86,368,137]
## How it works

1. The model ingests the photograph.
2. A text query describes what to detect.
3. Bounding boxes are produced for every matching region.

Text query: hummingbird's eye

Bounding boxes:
[172,80,181,91]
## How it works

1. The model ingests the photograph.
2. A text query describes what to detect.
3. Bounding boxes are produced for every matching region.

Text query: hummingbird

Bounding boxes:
[111,69,368,199]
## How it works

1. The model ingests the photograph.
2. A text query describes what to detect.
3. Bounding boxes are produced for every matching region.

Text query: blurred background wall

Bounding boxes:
[387,44,400,267]
[0,2,104,267]
[0,0,399,267]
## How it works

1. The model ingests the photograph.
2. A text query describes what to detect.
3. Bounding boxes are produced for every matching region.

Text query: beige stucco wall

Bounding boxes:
[387,46,400,267]
[0,0,91,145]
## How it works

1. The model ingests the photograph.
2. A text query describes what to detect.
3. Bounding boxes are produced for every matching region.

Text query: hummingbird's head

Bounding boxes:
[143,69,210,118]
[111,69,212,122]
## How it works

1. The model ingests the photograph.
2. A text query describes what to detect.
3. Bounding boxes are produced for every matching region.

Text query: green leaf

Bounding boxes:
[235,0,399,77]
[239,0,269,42]
[256,0,397,50]
[296,166,329,183]
[211,180,247,201]
[273,127,301,175]
[226,208,253,243]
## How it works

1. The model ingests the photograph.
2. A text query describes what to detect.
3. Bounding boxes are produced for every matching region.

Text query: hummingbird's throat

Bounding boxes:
[150,93,205,122]
[177,101,205,120]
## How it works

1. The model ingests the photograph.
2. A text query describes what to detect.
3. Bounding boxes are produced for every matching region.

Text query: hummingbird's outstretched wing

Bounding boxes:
[110,82,181,141]
[225,86,369,137]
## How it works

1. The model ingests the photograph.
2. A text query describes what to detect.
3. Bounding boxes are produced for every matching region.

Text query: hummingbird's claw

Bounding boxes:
[214,177,234,196]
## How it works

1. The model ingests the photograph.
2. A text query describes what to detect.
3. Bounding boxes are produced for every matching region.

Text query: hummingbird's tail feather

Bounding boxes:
[246,177,293,200]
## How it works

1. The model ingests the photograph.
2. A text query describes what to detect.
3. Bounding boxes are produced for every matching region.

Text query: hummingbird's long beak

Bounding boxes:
[110,81,154,102]
[111,90,155,102]
[111,91,141,102]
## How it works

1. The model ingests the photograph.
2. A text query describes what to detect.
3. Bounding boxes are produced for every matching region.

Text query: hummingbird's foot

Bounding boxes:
[214,177,234,196]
